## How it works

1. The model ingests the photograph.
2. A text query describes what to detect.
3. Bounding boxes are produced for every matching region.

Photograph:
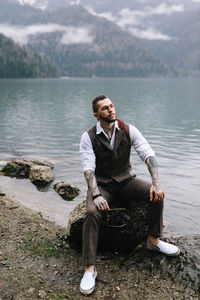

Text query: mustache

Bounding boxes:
[99,114,116,123]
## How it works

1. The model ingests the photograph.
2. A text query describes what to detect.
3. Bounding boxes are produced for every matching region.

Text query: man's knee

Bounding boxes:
[86,207,102,221]
[87,207,101,217]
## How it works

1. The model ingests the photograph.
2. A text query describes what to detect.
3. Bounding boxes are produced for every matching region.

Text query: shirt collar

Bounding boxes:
[96,120,120,134]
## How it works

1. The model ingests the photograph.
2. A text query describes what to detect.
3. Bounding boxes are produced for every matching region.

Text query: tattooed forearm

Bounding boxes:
[84,169,110,210]
[84,169,100,196]
[146,156,160,189]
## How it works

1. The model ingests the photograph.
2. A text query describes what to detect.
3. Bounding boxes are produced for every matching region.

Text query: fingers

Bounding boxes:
[150,186,154,202]
[150,186,165,203]
[99,200,110,211]
[94,197,110,211]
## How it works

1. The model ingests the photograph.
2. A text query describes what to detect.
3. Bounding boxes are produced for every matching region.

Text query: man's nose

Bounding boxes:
[109,107,113,113]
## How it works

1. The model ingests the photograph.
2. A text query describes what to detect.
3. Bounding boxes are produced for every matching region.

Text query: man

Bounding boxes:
[79,95,180,295]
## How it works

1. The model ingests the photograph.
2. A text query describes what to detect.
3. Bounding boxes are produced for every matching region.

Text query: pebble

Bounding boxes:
[38,290,47,299]
[28,287,35,294]
[54,270,59,275]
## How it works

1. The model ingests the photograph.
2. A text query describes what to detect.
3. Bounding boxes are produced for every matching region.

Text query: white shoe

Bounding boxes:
[80,268,97,295]
[147,240,180,256]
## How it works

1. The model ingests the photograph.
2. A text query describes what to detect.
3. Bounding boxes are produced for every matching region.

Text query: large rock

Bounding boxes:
[53,181,80,200]
[29,165,55,185]
[66,201,200,293]
[1,158,54,179]
[67,198,149,252]
[124,235,200,293]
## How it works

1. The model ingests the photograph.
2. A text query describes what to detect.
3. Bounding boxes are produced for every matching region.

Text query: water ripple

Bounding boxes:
[0,78,199,234]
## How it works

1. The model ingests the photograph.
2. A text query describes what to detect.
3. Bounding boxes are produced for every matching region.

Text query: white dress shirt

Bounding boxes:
[80,121,155,172]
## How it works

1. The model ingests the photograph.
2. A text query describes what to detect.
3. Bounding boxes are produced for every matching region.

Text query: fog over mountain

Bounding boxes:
[0,0,199,76]
[12,0,200,41]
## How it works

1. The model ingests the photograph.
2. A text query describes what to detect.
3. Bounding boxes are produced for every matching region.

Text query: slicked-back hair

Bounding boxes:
[92,95,107,113]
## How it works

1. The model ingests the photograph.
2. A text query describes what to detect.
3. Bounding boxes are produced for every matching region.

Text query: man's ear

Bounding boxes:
[94,113,99,120]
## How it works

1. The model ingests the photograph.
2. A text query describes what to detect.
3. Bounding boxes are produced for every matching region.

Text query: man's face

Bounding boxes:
[95,98,116,123]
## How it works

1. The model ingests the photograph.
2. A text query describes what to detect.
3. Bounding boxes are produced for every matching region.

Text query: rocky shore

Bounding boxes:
[0,189,200,300]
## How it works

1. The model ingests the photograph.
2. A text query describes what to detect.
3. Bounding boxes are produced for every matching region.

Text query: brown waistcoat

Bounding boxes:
[87,123,132,184]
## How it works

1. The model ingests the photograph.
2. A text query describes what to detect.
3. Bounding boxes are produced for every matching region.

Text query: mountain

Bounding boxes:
[5,0,199,77]
[0,2,175,77]
[143,9,200,76]
[77,0,200,77]
[0,0,43,25]
[29,6,176,77]
[0,33,59,78]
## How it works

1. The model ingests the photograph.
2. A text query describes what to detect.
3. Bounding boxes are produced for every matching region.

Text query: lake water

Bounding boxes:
[0,77,199,234]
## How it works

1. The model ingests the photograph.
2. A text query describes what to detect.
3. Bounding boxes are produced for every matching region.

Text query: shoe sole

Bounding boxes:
[80,286,95,295]
[164,248,180,256]
[147,245,181,256]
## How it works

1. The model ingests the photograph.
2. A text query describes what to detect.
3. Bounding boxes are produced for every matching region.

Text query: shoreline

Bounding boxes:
[0,174,83,228]
[0,190,199,299]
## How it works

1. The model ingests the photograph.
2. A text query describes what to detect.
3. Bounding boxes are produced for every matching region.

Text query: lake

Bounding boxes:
[0,77,199,234]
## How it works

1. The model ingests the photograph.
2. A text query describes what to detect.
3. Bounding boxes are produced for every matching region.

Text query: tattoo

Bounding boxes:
[146,156,160,189]
[84,170,100,196]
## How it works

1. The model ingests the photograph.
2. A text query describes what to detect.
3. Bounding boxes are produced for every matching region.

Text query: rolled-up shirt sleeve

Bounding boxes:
[129,124,155,161]
[80,131,96,172]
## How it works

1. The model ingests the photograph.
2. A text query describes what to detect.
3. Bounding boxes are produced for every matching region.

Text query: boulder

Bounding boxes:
[66,201,200,293]
[29,165,55,185]
[1,158,54,179]
[53,181,80,200]
[67,198,149,252]
[123,235,200,293]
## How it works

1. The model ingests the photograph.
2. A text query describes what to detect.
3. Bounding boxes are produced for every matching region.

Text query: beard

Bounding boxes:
[99,114,116,123]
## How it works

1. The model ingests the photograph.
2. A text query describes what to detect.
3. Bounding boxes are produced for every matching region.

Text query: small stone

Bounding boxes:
[116,286,120,291]
[38,289,47,299]
[54,270,59,275]
[53,181,80,200]
[28,287,35,294]
[0,280,6,288]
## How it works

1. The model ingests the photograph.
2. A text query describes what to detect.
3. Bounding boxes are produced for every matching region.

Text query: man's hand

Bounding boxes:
[150,185,165,203]
[94,196,110,211]
[146,156,165,203]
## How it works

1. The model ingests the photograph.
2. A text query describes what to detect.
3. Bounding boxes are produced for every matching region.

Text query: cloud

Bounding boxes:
[87,3,184,28]
[70,0,81,5]
[118,3,184,27]
[116,4,184,40]
[18,0,48,10]
[0,23,94,45]
[129,27,171,41]
[117,8,145,27]
[85,6,117,22]
[85,3,183,40]
[61,27,93,45]
[148,3,184,16]
[18,0,36,5]
[192,0,200,2]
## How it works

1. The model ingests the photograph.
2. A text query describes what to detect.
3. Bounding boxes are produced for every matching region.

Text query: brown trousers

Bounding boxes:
[82,176,164,266]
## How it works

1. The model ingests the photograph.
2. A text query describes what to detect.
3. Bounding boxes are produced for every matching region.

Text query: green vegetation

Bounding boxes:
[0,34,59,78]
[24,238,72,259]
